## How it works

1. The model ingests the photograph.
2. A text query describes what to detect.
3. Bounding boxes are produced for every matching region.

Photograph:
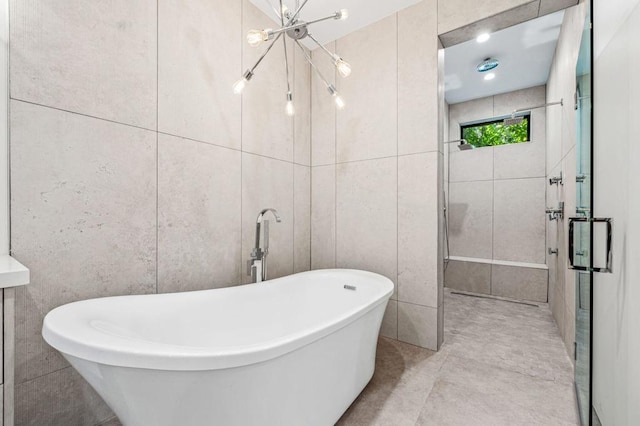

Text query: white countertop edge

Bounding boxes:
[0,255,30,288]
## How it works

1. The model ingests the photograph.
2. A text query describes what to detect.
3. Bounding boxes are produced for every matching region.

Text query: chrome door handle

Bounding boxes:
[568,217,613,273]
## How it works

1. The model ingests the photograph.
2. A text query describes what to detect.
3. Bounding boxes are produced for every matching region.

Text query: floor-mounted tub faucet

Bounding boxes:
[248,208,282,283]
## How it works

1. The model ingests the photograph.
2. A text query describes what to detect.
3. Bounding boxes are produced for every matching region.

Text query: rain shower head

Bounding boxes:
[505,99,564,126]
[443,139,474,150]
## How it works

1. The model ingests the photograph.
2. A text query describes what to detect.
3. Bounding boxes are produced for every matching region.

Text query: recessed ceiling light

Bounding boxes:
[476,33,490,43]
[484,73,496,81]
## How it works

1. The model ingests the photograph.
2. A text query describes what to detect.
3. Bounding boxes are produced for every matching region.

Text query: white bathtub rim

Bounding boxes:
[42,269,393,372]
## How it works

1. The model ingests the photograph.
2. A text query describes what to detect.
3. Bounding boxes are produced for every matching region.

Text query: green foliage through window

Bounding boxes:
[461,114,530,148]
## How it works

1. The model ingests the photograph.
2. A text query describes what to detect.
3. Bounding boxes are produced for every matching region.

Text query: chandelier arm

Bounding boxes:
[262,0,281,21]
[306,33,337,61]
[271,13,339,37]
[278,0,292,94]
[249,32,284,74]
[294,40,331,89]
[287,0,310,24]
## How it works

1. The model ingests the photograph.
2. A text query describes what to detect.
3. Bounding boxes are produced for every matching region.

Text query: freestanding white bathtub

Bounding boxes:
[42,269,393,426]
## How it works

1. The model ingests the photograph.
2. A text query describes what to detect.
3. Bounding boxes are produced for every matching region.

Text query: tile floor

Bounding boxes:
[337,289,579,426]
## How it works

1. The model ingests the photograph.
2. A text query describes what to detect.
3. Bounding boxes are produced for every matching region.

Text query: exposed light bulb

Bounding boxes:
[338,9,349,20]
[484,72,496,81]
[247,29,271,47]
[334,58,352,78]
[233,70,253,94]
[233,78,247,94]
[281,4,290,18]
[476,33,490,43]
[333,93,345,109]
[286,92,295,116]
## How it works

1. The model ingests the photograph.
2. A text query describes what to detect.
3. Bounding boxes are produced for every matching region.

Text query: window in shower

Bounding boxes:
[461,113,531,148]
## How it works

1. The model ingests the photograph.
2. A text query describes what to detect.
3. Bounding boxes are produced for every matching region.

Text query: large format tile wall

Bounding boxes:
[445,86,549,302]
[310,0,445,351]
[9,0,310,424]
[545,1,587,360]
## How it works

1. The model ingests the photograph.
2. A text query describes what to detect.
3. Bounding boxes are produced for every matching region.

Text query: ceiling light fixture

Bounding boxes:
[476,33,490,43]
[484,72,496,81]
[233,0,351,115]
[476,57,499,73]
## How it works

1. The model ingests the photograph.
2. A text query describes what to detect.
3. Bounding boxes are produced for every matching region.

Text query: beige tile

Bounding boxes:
[98,417,122,426]
[311,165,336,269]
[311,42,336,166]
[492,265,549,302]
[398,0,439,155]
[437,0,536,35]
[157,134,242,293]
[443,291,574,384]
[494,87,547,179]
[10,101,157,384]
[10,0,157,129]
[16,367,114,426]
[241,153,294,284]
[336,16,397,162]
[294,46,311,166]
[294,165,311,273]
[241,0,294,162]
[449,96,494,140]
[445,260,492,294]
[448,181,493,259]
[416,355,579,425]
[158,0,241,148]
[494,140,546,180]
[563,306,576,361]
[398,153,439,307]
[398,303,438,350]
[493,178,546,263]
[539,0,579,16]
[380,300,398,340]
[448,145,495,182]
[336,158,397,296]
[338,337,444,426]
[493,85,546,117]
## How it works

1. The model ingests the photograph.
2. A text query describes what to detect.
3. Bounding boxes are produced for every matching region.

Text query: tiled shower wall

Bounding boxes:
[445,86,549,302]
[546,1,587,360]
[9,0,310,424]
[310,0,445,351]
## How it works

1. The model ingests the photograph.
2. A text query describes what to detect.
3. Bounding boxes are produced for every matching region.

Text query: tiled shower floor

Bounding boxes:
[337,289,580,425]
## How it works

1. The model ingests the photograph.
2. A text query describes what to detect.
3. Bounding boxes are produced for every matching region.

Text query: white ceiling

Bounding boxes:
[445,11,565,105]
[249,0,421,49]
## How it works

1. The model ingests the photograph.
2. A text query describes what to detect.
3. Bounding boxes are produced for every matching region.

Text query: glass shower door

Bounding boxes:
[573,7,593,425]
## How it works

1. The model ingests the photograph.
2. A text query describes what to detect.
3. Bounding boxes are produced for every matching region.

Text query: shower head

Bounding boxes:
[443,139,474,150]
[505,99,564,126]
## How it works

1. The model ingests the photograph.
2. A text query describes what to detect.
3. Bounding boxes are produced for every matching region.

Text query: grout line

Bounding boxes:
[334,41,337,269]
[10,98,156,133]
[396,11,399,334]
[155,0,159,295]
[240,0,245,283]
[16,365,71,387]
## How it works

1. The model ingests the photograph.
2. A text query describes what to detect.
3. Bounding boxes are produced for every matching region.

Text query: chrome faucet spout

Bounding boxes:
[249,208,282,283]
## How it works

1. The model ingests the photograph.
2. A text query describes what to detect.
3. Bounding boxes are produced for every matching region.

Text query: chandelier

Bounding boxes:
[233,0,352,116]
